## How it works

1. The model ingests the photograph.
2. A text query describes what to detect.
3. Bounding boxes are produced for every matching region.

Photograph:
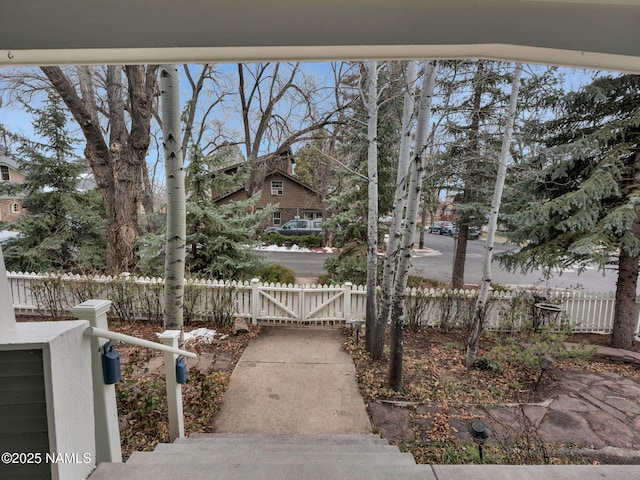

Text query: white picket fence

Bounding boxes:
[6,271,640,333]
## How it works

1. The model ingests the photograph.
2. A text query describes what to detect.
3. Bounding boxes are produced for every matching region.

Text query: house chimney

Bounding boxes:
[0,246,16,329]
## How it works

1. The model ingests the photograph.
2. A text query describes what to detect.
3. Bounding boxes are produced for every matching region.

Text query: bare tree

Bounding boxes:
[364,61,379,354]
[28,65,159,273]
[181,64,232,156]
[372,61,419,360]
[388,60,439,391]
[466,64,523,367]
[160,65,186,335]
[236,62,347,195]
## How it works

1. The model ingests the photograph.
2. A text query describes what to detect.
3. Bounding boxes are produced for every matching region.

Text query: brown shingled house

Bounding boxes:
[213,150,325,228]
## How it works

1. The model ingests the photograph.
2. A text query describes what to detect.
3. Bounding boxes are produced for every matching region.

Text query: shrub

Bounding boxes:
[482,324,596,372]
[296,234,322,248]
[323,241,382,286]
[260,233,323,248]
[202,285,238,327]
[259,233,288,246]
[405,288,435,330]
[407,275,440,289]
[257,263,296,285]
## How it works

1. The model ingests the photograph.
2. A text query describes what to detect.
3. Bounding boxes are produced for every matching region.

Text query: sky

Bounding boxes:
[0,61,605,185]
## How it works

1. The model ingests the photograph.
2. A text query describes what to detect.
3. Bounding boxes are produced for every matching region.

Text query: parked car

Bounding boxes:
[448,225,481,240]
[428,221,454,235]
[265,218,323,236]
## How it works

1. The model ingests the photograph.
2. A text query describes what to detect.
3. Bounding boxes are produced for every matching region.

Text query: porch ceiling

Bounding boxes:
[1,1,639,71]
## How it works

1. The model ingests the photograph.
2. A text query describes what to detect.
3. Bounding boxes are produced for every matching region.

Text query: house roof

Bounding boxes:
[213,169,321,203]
[0,154,20,172]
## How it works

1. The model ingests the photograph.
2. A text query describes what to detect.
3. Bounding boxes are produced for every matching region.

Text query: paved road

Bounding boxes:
[256,234,622,292]
[411,233,620,292]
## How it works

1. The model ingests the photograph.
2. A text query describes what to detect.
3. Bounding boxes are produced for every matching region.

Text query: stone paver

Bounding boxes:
[371,345,640,463]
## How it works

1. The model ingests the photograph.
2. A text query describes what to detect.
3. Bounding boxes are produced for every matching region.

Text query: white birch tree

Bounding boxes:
[465,63,523,368]
[371,61,419,360]
[388,61,439,391]
[160,65,186,336]
[364,61,379,352]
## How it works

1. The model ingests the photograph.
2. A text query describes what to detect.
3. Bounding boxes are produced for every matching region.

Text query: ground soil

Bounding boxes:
[15,315,640,464]
[345,326,640,465]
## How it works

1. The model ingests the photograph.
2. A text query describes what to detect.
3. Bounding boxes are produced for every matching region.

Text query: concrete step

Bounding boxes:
[156,441,403,455]
[184,433,389,445]
[89,462,438,480]
[126,450,417,466]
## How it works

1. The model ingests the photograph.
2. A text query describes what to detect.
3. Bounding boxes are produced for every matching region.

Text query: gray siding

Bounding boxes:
[0,349,50,479]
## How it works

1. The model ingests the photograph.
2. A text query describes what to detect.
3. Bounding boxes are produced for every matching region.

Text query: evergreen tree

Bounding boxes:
[0,91,107,272]
[139,147,273,280]
[500,74,640,349]
[437,61,510,288]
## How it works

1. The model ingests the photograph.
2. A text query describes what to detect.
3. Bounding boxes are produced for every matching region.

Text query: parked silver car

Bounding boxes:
[428,221,454,235]
[265,218,323,236]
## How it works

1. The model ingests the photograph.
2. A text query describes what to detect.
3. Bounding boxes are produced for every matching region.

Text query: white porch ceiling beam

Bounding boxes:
[1,1,639,71]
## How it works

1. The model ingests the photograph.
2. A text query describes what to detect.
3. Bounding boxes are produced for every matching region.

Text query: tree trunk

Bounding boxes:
[612,243,639,349]
[365,61,379,355]
[373,61,418,359]
[452,61,484,289]
[41,65,157,274]
[419,198,428,250]
[611,149,640,349]
[388,61,438,391]
[466,64,523,368]
[161,65,186,336]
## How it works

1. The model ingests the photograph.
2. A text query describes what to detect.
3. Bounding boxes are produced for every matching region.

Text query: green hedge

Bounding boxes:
[259,233,322,248]
[256,263,296,284]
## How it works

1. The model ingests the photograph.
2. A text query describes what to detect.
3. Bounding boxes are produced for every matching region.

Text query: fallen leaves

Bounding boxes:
[113,321,260,460]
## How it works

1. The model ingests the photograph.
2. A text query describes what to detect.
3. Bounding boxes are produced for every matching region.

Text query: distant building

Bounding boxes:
[213,149,325,227]
[0,153,26,223]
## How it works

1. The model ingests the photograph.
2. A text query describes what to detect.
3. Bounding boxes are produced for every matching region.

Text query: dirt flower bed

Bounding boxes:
[345,326,640,465]
[113,321,260,460]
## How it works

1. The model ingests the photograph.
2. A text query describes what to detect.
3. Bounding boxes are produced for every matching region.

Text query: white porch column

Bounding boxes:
[0,246,16,330]
[72,300,122,464]
[158,330,185,441]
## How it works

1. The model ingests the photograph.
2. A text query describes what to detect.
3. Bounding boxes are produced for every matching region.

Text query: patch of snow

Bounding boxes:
[183,328,217,344]
[255,244,312,253]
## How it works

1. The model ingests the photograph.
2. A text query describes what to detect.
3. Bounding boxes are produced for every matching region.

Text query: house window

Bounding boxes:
[11,203,20,213]
[273,212,281,225]
[271,181,283,196]
[0,165,9,181]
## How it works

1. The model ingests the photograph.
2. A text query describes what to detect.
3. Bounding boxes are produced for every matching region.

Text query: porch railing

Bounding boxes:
[73,300,196,464]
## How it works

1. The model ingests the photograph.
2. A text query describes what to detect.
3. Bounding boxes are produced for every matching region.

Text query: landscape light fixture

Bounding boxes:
[534,354,555,390]
[467,420,491,461]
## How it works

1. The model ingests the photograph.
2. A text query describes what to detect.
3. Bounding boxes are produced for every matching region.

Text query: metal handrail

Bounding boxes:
[84,326,197,358]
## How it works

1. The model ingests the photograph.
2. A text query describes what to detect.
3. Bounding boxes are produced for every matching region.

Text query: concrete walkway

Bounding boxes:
[209,327,640,479]
[212,326,371,434]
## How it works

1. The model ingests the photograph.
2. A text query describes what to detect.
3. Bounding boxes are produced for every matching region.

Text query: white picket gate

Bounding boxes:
[5,271,640,334]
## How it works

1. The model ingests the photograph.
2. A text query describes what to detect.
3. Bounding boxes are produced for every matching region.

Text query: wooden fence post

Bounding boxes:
[344,282,352,323]
[251,278,260,325]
